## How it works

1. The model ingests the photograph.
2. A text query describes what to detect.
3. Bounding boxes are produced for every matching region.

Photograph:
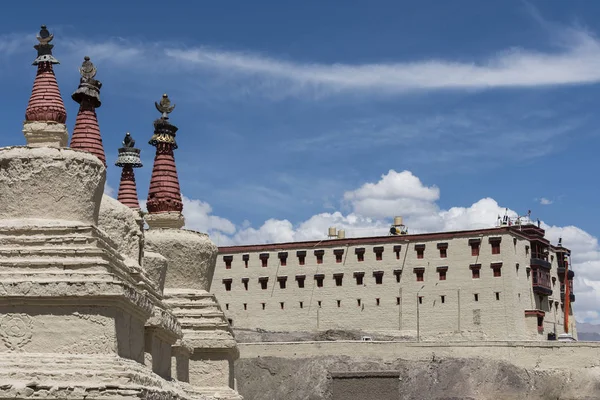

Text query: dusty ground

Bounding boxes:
[236,354,600,400]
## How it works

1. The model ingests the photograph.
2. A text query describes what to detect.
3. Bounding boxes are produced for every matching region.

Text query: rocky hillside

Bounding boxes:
[236,355,600,400]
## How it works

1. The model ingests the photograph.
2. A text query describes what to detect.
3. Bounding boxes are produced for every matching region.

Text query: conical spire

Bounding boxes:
[115,132,143,209]
[23,25,68,147]
[145,94,184,229]
[70,56,106,166]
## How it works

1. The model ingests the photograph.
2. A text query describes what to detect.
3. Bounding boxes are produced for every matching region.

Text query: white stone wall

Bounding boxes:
[211,229,573,340]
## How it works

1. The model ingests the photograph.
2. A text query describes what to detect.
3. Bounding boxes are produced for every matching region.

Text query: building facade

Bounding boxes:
[213,224,576,341]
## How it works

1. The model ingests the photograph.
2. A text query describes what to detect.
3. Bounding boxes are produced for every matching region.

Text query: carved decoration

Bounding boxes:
[0,314,34,351]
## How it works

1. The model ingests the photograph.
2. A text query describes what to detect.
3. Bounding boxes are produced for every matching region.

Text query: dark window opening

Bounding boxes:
[354,272,365,285]
[317,301,322,308]
[296,275,306,288]
[228,318,233,326]
[418,296,423,304]
[373,271,384,285]
[474,293,479,302]
[225,303,229,310]
[416,271,424,282]
[394,245,402,260]
[297,251,306,266]
[396,297,400,305]
[438,267,447,281]
[299,301,304,309]
[471,244,480,256]
[278,252,288,266]
[374,246,384,261]
[337,300,341,307]
[394,269,402,283]
[280,302,284,310]
[243,303,247,310]
[315,275,324,288]
[441,295,445,304]
[224,255,233,269]
[356,248,365,262]
[440,248,447,258]
[242,278,249,291]
[223,279,232,291]
[334,249,344,263]
[470,264,481,279]
[278,277,287,289]
[357,299,362,307]
[492,262,502,277]
[260,253,269,268]
[261,303,266,310]
[491,241,501,255]
[417,249,424,259]
[259,278,268,290]
[495,292,500,301]
[242,254,249,268]
[376,298,380,306]
[315,250,324,264]
[334,274,343,286]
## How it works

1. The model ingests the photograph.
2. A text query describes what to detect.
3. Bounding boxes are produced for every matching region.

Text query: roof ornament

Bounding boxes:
[71,56,102,108]
[33,25,59,65]
[155,94,176,119]
[149,93,179,148]
[116,132,142,168]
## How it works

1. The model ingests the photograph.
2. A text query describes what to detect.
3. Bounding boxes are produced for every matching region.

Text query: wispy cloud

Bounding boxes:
[539,197,553,205]
[4,22,600,99]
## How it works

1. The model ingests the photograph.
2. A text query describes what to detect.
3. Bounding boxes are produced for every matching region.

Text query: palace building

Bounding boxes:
[213,217,576,341]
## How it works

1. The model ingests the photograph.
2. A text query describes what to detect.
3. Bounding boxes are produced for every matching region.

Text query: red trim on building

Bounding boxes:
[147,142,183,213]
[25,63,67,123]
[70,104,106,166]
[117,165,140,209]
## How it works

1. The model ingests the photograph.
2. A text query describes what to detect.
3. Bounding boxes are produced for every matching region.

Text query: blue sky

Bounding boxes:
[1,0,599,322]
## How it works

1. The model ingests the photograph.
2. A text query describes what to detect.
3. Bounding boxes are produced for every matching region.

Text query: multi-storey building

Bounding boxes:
[213,221,576,341]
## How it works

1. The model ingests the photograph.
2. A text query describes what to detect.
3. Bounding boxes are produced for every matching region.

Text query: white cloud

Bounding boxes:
[104,183,115,198]
[539,197,553,205]
[175,169,599,323]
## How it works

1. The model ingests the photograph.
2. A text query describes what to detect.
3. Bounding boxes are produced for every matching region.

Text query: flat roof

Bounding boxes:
[218,225,563,254]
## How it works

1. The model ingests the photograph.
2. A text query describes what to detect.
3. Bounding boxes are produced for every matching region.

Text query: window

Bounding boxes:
[315,274,324,287]
[491,262,502,277]
[418,296,423,304]
[260,253,269,267]
[537,315,544,333]
[437,243,448,258]
[225,303,229,310]
[415,244,425,259]
[440,295,445,304]
[333,273,343,286]
[490,238,501,255]
[296,275,306,288]
[354,272,365,285]
[317,301,322,308]
[394,269,402,283]
[278,252,288,266]
[393,245,402,260]
[243,254,249,268]
[337,300,341,308]
[299,301,304,309]
[437,266,448,281]
[355,248,365,262]
[373,271,384,284]
[223,278,232,291]
[334,249,344,263]
[243,303,247,310]
[516,263,520,273]
[474,293,479,302]
[297,251,306,266]
[414,268,425,282]
[314,250,324,264]
[258,277,268,290]
[280,302,284,310]
[376,298,380,306]
[470,264,481,279]
[552,277,556,286]
[261,303,266,310]
[495,292,500,301]
[228,318,233,326]
[525,245,530,256]
[469,239,481,256]
[373,246,384,261]
[396,297,400,305]
[278,276,287,289]
[223,255,233,269]
[242,278,249,291]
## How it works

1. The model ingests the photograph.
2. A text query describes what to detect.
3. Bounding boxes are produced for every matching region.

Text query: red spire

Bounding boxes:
[70,57,106,166]
[115,133,143,209]
[147,94,183,214]
[25,25,67,123]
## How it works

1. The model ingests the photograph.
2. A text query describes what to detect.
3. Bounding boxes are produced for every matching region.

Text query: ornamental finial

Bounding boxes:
[123,132,135,148]
[79,56,97,80]
[33,25,59,65]
[155,93,176,119]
